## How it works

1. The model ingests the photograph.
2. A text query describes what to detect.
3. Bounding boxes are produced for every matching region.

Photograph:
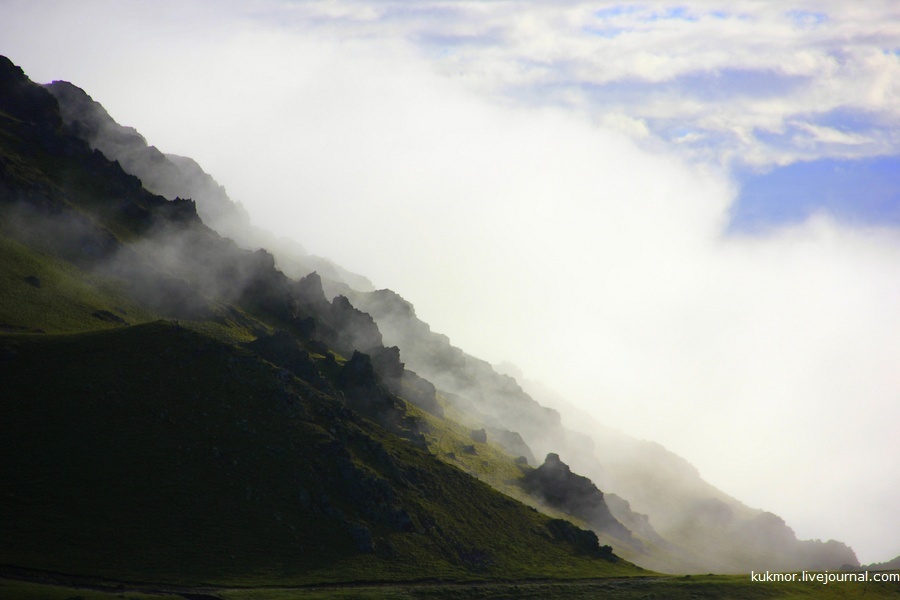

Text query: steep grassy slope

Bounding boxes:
[350,287,860,573]
[0,234,155,333]
[0,323,640,584]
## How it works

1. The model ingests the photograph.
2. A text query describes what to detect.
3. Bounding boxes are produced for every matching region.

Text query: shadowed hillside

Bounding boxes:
[0,323,639,584]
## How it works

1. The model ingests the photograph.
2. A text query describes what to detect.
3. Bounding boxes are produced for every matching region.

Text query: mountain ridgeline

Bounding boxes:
[0,54,859,585]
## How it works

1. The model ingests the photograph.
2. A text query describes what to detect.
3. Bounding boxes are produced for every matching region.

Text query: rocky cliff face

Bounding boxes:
[45,80,250,235]
[43,79,373,292]
[349,280,862,574]
[524,453,635,546]
[349,287,565,451]
[0,56,61,127]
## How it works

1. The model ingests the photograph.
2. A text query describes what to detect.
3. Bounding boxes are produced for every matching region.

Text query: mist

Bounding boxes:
[3,0,900,564]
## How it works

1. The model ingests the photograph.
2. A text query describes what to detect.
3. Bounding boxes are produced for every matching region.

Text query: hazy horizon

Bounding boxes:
[2,0,899,564]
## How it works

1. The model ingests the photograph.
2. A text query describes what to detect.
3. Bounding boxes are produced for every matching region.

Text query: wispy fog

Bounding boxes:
[2,0,899,563]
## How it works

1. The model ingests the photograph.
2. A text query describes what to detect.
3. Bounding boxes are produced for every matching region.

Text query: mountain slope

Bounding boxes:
[0,322,637,584]
[350,283,859,573]
[0,54,643,584]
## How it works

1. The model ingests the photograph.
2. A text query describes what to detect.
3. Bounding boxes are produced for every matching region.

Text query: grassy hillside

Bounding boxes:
[0,235,156,333]
[0,322,642,585]
[2,572,899,600]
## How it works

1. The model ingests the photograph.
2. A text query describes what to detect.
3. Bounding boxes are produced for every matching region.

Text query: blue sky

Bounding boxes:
[2,0,899,564]
[732,156,900,231]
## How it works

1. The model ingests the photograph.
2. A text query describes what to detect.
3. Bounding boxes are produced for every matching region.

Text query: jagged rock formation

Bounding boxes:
[349,283,862,574]
[244,330,333,393]
[486,427,536,466]
[43,79,373,292]
[524,454,634,545]
[545,519,615,559]
[604,494,671,549]
[45,80,251,234]
[337,350,410,435]
[0,57,61,127]
[291,271,383,356]
[348,288,562,450]
[286,272,442,417]
[549,402,860,573]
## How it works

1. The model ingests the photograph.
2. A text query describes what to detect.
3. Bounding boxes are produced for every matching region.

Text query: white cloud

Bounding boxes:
[792,121,873,146]
[278,0,900,167]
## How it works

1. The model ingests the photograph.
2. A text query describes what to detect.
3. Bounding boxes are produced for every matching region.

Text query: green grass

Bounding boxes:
[0,235,158,333]
[0,323,644,587]
[411,401,585,521]
[412,400,525,487]
[3,573,899,600]
[407,398,644,556]
[0,231,270,345]
[0,578,166,600]
[217,573,900,599]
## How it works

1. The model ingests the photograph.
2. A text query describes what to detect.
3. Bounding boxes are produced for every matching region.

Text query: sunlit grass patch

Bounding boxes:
[0,235,157,333]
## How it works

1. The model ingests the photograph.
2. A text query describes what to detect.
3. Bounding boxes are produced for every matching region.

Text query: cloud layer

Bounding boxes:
[2,0,900,563]
[260,0,900,168]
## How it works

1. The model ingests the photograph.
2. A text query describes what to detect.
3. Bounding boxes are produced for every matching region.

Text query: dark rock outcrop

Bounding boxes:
[46,80,375,294]
[289,275,444,417]
[0,56,62,128]
[370,345,405,387]
[293,271,331,315]
[45,80,252,235]
[546,519,614,558]
[92,310,127,325]
[470,428,487,444]
[349,286,567,460]
[486,427,536,465]
[330,294,383,354]
[338,351,406,430]
[244,330,332,394]
[290,273,381,358]
[524,453,633,544]
[368,347,443,417]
